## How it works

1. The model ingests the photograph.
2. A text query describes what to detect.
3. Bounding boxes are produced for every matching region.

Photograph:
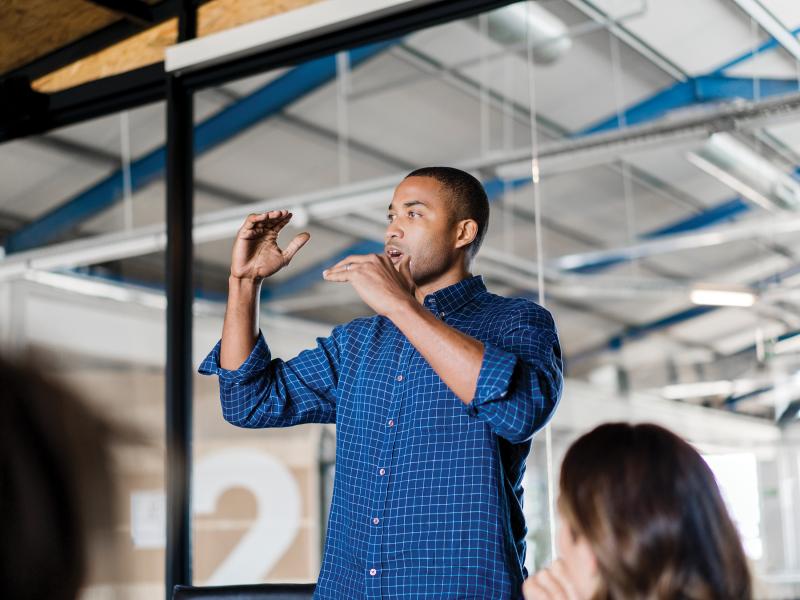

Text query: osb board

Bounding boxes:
[33,0,323,93]
[0,0,120,74]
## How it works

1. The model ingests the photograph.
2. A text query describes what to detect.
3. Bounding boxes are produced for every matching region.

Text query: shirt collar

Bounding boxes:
[422,275,486,316]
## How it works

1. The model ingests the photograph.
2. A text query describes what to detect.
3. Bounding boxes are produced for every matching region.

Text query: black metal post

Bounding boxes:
[165,2,196,599]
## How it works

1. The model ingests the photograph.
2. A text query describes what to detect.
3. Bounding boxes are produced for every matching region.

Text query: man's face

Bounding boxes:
[385,176,459,285]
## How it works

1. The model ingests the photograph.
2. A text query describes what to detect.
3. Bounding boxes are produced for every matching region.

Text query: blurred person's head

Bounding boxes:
[556,422,751,600]
[0,352,120,600]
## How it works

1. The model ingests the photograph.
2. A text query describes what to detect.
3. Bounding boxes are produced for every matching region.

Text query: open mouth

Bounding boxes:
[385,247,404,263]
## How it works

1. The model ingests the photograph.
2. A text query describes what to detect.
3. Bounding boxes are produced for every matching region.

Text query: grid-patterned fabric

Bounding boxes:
[199,276,563,600]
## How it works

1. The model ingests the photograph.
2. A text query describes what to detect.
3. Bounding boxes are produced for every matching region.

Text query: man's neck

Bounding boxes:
[414,264,472,304]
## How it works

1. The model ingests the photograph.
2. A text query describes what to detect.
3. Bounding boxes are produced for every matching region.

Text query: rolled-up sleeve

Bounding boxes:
[464,305,563,443]
[198,327,341,428]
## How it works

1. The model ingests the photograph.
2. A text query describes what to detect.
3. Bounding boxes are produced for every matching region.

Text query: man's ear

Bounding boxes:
[454,219,478,250]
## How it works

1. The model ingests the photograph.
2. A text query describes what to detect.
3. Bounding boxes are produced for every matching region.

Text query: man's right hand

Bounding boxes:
[231,209,310,281]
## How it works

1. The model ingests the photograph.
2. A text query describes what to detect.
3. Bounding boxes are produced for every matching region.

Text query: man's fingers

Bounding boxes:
[282,232,311,264]
[322,269,352,282]
[329,254,374,271]
[243,210,289,230]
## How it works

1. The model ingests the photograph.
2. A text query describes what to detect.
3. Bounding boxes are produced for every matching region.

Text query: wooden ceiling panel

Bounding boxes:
[0,0,121,74]
[32,0,322,93]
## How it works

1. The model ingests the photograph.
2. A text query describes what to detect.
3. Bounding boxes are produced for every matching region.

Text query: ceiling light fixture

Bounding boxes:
[687,133,800,211]
[690,287,756,307]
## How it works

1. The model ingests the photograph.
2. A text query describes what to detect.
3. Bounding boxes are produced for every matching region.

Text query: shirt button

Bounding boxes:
[369,568,377,576]
[388,419,394,427]
[373,517,380,525]
[439,312,446,318]
[396,374,403,382]
[379,468,386,476]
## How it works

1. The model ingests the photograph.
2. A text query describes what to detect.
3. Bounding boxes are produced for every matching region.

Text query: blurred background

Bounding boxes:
[2,0,800,598]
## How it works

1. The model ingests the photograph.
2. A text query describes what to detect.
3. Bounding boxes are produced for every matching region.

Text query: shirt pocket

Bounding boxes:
[410,385,471,430]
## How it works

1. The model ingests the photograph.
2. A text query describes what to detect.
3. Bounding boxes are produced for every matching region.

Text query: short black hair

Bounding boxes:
[405,166,490,260]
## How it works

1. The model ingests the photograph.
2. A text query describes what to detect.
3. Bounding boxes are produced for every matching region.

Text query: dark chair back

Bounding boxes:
[173,583,316,600]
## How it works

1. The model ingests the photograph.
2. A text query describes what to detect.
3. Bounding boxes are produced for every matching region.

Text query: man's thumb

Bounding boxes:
[283,232,311,264]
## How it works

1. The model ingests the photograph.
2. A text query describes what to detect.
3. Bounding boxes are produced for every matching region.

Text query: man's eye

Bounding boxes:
[408,211,420,218]
[387,215,395,222]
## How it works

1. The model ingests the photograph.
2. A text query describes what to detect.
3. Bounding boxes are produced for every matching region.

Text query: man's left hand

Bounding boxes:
[323,254,416,317]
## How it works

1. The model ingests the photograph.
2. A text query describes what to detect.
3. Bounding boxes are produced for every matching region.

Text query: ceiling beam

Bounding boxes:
[85,0,157,26]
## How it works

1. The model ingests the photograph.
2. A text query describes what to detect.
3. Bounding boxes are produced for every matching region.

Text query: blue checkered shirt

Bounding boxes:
[199,276,563,599]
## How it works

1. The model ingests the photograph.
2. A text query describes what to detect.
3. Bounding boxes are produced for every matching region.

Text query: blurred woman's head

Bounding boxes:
[556,422,751,600]
[0,352,120,600]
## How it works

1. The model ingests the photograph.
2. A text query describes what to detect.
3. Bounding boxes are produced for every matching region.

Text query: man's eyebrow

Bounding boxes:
[404,200,428,208]
[387,200,428,211]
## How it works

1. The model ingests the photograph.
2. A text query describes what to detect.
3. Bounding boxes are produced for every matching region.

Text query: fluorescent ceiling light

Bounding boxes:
[686,152,776,212]
[24,270,168,310]
[660,378,771,400]
[687,133,800,211]
[550,214,800,271]
[690,287,756,307]
[661,380,735,399]
[731,0,800,62]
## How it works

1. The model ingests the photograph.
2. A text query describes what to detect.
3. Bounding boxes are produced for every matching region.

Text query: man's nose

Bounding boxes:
[386,222,403,239]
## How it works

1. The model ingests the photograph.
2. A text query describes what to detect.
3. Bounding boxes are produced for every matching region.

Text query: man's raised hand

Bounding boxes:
[230,210,310,281]
[322,253,416,317]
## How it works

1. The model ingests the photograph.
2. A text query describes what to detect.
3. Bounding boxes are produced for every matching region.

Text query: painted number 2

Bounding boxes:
[193,448,302,584]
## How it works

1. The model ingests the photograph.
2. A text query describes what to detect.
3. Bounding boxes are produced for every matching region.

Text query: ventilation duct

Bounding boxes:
[482,2,571,64]
[687,133,800,211]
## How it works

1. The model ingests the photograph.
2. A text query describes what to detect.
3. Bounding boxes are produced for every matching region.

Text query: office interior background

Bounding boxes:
[2,0,800,598]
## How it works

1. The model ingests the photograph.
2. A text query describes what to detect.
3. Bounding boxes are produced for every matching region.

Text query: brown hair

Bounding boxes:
[558,423,752,600]
[0,353,120,600]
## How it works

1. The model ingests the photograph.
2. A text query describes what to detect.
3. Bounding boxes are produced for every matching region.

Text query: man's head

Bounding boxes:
[385,167,489,286]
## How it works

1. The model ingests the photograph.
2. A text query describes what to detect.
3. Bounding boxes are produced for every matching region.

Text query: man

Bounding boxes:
[200,166,563,599]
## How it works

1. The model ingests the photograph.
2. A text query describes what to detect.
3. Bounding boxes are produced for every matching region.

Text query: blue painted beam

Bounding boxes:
[579,75,799,135]
[578,80,695,135]
[712,26,800,74]
[693,75,800,102]
[570,259,800,363]
[723,385,773,408]
[4,40,396,254]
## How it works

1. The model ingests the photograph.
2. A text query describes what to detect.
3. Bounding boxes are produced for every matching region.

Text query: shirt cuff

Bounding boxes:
[465,342,517,416]
[197,331,271,383]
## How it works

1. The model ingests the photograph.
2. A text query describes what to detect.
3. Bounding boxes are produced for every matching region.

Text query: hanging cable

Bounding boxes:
[120,111,133,231]
[525,0,556,565]
[480,13,492,158]
[608,5,638,275]
[503,46,515,254]
[336,51,351,186]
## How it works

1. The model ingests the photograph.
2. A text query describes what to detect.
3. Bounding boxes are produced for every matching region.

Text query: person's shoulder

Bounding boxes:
[477,291,556,329]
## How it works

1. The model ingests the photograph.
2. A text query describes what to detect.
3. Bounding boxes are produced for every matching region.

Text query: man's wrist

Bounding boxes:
[385,295,424,323]
[228,275,263,301]
[229,274,263,287]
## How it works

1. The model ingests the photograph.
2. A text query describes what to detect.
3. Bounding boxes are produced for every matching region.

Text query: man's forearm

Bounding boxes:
[220,276,262,370]
[388,300,484,404]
